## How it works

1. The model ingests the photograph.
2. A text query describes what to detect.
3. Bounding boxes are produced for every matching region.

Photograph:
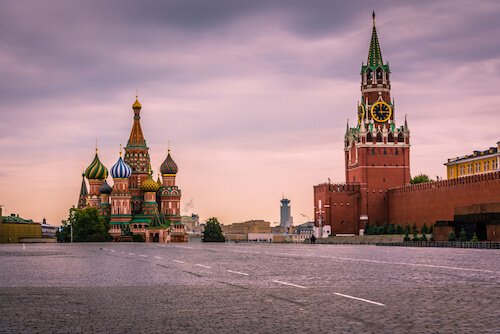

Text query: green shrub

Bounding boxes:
[421,224,428,235]
[396,224,403,234]
[458,228,467,242]
[471,233,479,243]
[448,232,457,241]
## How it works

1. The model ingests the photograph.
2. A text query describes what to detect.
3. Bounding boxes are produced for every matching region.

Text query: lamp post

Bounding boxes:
[315,207,324,239]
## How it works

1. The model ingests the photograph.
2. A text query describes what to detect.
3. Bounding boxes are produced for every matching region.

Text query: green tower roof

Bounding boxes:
[368,11,383,68]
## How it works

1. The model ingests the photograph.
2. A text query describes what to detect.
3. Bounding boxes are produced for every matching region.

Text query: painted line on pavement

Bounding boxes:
[227,270,249,276]
[110,250,116,252]
[334,292,385,307]
[139,255,148,258]
[128,252,135,255]
[196,264,212,269]
[121,252,125,254]
[331,256,496,274]
[172,260,185,264]
[272,280,307,289]
[154,256,163,259]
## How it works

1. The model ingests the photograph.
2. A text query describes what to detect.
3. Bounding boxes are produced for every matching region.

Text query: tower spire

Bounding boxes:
[78,172,88,209]
[368,11,383,68]
[127,96,146,147]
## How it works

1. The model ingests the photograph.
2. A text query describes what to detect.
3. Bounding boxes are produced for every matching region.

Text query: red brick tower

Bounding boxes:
[313,12,410,234]
[345,12,411,226]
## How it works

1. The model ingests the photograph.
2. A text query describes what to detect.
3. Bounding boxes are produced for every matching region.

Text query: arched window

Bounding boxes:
[376,68,383,80]
[398,133,404,142]
[376,132,383,142]
[367,69,373,80]
[388,132,394,143]
[367,133,373,142]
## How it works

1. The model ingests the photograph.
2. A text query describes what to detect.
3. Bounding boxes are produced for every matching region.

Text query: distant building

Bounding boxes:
[296,222,315,237]
[40,218,58,238]
[222,220,271,241]
[445,142,500,179]
[279,198,293,228]
[0,209,42,243]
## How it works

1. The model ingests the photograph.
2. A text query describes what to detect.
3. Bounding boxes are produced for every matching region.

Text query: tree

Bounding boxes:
[420,224,428,235]
[412,223,419,241]
[202,217,225,242]
[471,233,479,243]
[396,224,404,234]
[403,230,411,242]
[410,174,431,184]
[56,220,71,242]
[458,228,468,242]
[58,207,110,242]
[448,231,457,242]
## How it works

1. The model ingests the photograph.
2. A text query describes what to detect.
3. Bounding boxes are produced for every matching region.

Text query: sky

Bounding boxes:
[1,0,500,226]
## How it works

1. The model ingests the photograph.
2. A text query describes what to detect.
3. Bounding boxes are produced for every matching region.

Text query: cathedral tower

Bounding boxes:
[77,173,88,209]
[84,149,108,208]
[159,148,181,223]
[109,151,133,237]
[124,97,151,214]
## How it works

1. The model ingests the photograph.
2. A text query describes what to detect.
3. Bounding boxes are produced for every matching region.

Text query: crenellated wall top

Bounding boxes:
[388,171,500,193]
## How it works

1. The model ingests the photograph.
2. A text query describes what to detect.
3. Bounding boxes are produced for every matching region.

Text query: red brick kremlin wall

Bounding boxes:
[388,171,500,227]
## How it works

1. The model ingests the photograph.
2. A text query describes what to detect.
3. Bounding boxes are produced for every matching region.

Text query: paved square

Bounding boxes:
[0,243,498,333]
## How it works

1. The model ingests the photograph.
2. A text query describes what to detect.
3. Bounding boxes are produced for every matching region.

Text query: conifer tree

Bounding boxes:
[202,217,226,242]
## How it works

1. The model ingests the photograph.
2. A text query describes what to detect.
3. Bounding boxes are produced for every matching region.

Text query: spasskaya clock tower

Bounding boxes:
[314,12,411,234]
[345,11,411,226]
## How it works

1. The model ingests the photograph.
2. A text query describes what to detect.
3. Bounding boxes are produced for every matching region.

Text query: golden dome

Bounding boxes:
[132,97,142,109]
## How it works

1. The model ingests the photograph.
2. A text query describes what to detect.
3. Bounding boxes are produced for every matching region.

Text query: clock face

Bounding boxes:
[358,104,365,124]
[370,101,392,122]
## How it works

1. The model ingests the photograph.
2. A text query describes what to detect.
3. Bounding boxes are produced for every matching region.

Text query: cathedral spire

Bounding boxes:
[78,173,88,209]
[367,11,383,68]
[127,97,147,147]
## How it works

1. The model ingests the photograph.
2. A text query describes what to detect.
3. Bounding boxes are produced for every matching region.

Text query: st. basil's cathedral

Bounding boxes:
[78,98,187,242]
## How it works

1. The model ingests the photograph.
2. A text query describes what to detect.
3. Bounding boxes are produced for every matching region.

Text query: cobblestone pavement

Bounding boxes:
[0,243,498,333]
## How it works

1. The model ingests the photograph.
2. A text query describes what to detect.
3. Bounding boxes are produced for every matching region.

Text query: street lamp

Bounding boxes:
[315,207,324,239]
[300,213,311,222]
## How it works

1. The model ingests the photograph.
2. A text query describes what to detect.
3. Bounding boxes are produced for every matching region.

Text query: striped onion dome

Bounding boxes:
[160,151,178,175]
[99,180,112,194]
[85,152,108,180]
[110,156,132,179]
[141,173,160,193]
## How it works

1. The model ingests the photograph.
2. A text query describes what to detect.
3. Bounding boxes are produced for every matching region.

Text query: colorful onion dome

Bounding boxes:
[141,172,160,193]
[110,156,132,179]
[85,151,108,180]
[99,180,112,194]
[160,151,178,175]
[132,97,142,109]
